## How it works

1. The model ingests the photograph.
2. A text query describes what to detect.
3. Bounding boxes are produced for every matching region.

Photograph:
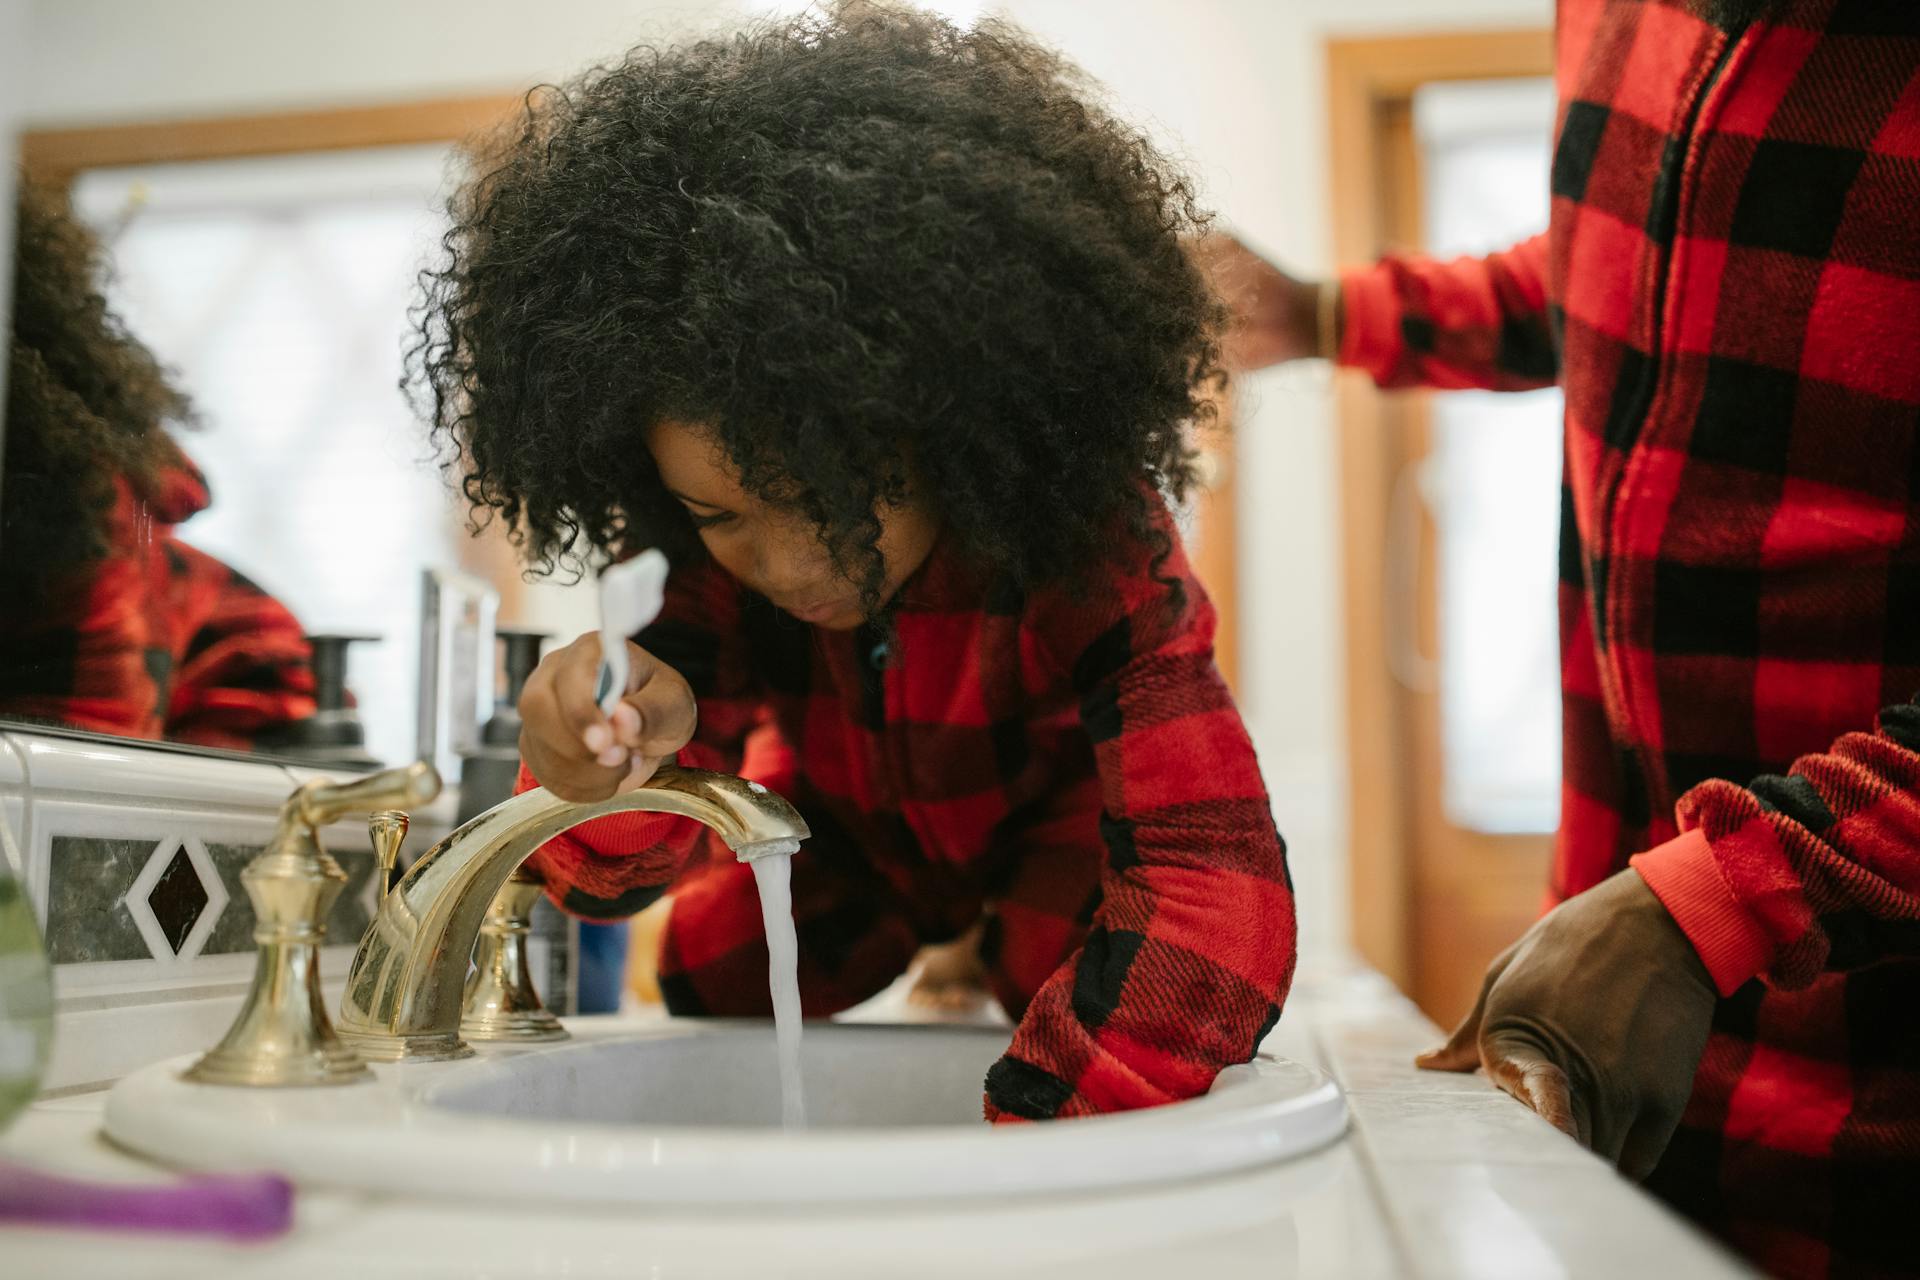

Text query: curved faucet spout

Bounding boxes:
[336,765,809,1062]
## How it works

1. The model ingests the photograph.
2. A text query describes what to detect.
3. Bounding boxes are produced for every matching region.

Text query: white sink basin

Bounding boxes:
[105,1020,1346,1205]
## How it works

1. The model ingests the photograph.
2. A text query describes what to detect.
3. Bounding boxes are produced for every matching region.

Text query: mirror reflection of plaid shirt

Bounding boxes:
[1340,1,1920,1272]
[517,511,1297,1124]
[0,459,317,751]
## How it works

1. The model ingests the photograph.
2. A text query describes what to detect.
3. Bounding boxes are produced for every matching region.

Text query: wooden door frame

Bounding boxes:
[1328,29,1554,992]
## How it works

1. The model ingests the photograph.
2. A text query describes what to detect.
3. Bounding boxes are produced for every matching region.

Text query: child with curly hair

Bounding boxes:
[411,3,1295,1120]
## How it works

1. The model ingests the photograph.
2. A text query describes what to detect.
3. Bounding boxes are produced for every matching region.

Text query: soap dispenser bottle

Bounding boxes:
[280,633,381,768]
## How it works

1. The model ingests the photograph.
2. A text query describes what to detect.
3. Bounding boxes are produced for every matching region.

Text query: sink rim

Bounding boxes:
[104,1019,1349,1205]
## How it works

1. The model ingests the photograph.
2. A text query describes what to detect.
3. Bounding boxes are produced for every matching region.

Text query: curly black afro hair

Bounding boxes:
[410,2,1225,599]
[5,180,192,605]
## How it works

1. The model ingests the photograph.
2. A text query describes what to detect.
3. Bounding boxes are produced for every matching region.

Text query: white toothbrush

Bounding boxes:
[594,549,670,715]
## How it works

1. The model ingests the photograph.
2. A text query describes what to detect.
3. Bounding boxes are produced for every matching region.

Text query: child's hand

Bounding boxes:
[517,633,697,802]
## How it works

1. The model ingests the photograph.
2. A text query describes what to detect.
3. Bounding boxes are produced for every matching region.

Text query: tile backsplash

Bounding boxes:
[1,728,456,1089]
[43,834,375,965]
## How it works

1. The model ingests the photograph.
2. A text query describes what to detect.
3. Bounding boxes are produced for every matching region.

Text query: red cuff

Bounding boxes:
[1630,830,1775,996]
[1337,264,1405,382]
[511,756,685,855]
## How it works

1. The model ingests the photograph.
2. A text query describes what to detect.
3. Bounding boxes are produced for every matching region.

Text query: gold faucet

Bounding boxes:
[183,762,442,1087]
[336,765,809,1062]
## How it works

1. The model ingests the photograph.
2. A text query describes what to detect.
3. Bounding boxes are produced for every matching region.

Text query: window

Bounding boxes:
[1414,78,1562,834]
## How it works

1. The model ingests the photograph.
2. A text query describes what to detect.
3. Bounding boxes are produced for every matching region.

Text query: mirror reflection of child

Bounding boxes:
[1,182,318,751]
[413,5,1296,1120]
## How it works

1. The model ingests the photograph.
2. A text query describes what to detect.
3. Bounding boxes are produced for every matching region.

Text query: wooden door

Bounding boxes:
[1329,31,1557,1027]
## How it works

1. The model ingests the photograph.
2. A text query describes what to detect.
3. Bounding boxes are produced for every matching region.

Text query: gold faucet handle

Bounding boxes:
[183,766,439,1088]
[298,761,442,830]
[368,810,410,903]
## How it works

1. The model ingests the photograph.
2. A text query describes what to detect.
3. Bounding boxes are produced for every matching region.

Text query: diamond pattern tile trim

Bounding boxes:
[146,843,209,955]
[124,836,230,963]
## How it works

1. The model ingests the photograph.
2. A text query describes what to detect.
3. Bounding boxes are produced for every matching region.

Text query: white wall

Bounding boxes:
[22,0,1552,959]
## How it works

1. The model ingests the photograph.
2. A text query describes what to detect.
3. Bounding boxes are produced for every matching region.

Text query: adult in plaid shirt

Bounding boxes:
[1211,0,1918,1273]
[0,452,321,751]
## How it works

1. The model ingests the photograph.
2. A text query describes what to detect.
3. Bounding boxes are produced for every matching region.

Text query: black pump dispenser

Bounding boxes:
[276,633,380,768]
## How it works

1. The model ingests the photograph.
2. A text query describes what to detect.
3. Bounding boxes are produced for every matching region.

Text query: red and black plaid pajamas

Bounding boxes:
[0,458,318,750]
[519,515,1297,1121]
[1340,1,1920,1274]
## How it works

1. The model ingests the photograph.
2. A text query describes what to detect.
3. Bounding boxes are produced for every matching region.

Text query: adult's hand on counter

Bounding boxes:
[1189,233,1330,371]
[1415,868,1717,1179]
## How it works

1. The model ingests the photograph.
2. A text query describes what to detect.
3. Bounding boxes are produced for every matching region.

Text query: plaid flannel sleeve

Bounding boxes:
[162,539,318,752]
[1632,698,1920,996]
[1339,232,1558,392]
[519,558,791,920]
[984,520,1297,1120]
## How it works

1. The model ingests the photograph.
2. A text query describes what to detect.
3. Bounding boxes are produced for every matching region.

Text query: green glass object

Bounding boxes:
[0,866,53,1132]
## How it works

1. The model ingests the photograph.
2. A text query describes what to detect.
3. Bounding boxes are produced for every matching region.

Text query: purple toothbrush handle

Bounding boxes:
[0,1157,293,1241]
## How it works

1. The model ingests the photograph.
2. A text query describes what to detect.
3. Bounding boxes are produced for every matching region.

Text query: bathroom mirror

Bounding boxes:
[1,106,597,768]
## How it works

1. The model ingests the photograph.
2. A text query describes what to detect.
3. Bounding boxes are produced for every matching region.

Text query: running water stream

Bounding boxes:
[745,842,807,1129]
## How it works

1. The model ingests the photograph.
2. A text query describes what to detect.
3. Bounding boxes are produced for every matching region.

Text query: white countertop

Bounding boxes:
[1,967,1754,1279]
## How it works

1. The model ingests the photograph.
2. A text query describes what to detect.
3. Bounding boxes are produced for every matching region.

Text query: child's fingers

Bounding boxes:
[622,664,696,760]
[550,633,627,743]
[613,753,667,794]
[584,645,678,764]
[519,674,597,766]
[603,653,656,752]
[590,707,638,768]
[624,640,655,694]
[608,701,642,746]
[517,689,625,803]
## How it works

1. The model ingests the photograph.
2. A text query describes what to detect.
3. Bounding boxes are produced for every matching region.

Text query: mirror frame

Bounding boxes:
[0,715,382,773]
[20,93,522,189]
